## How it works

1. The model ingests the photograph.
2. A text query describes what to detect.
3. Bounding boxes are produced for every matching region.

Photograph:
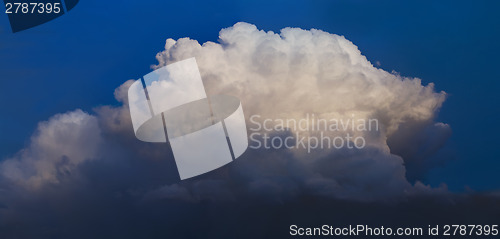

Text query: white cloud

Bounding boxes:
[148,22,450,200]
[0,22,450,201]
[154,22,446,138]
[0,110,102,189]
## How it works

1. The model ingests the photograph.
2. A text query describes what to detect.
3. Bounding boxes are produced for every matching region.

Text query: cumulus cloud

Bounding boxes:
[155,22,446,136]
[149,22,450,199]
[0,110,102,189]
[0,23,451,205]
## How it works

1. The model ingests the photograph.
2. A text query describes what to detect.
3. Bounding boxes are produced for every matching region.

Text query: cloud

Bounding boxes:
[0,110,102,189]
[155,22,446,136]
[148,22,450,200]
[0,22,451,207]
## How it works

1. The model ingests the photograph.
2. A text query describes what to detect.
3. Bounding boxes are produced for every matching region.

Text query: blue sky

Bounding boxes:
[1,0,499,192]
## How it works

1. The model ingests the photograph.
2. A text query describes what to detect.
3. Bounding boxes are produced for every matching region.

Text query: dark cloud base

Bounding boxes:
[0,193,499,239]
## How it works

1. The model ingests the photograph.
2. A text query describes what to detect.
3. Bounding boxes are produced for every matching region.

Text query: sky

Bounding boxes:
[0,0,499,238]
[1,0,499,191]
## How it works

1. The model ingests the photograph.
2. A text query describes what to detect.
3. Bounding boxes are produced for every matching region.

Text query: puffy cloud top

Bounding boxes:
[155,22,446,137]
